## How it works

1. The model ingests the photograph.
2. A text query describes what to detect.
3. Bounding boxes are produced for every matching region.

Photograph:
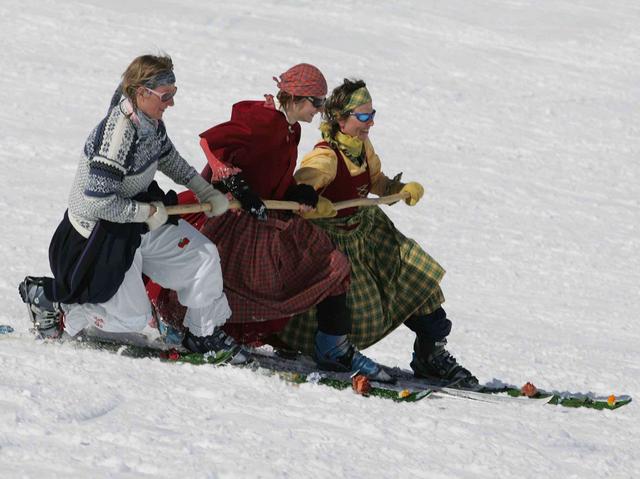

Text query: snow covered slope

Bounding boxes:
[1,0,639,477]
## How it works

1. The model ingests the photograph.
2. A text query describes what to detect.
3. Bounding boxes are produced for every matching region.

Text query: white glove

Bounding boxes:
[145,201,168,231]
[187,175,229,217]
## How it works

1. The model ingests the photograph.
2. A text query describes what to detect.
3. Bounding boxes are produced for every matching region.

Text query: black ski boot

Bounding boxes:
[410,337,479,389]
[182,328,250,365]
[18,276,64,339]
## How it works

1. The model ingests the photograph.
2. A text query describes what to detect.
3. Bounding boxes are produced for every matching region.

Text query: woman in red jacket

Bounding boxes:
[154,64,390,381]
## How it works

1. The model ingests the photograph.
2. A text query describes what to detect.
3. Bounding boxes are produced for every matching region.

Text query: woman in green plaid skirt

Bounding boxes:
[277,79,477,386]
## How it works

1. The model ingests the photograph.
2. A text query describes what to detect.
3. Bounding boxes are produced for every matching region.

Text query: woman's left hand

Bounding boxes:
[188,175,229,217]
[400,182,425,206]
[286,184,319,208]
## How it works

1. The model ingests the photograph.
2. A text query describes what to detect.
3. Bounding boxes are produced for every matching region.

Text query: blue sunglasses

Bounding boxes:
[349,110,376,122]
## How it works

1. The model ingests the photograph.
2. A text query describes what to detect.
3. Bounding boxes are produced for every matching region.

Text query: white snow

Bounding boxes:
[1,0,639,477]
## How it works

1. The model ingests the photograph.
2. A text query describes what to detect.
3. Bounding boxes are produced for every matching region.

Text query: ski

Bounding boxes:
[70,338,545,405]
[1,324,630,409]
[75,336,434,403]
[380,366,631,410]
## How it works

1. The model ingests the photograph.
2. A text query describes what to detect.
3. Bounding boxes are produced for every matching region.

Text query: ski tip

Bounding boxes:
[0,325,15,335]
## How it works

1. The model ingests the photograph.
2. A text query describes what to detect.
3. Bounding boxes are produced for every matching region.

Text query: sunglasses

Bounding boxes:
[146,86,177,102]
[305,96,326,108]
[349,110,376,122]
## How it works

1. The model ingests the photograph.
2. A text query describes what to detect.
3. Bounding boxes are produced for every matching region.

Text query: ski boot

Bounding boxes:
[274,348,301,360]
[313,332,393,383]
[18,276,64,339]
[410,337,479,389]
[182,327,250,365]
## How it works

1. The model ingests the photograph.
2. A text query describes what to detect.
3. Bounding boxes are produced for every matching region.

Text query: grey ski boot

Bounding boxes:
[18,276,64,339]
[182,328,251,365]
[314,332,394,383]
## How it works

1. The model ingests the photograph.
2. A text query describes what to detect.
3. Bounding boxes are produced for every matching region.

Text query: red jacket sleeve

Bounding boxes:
[199,121,252,180]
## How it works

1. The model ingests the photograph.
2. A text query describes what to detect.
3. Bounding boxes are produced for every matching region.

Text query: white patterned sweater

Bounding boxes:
[67,100,197,237]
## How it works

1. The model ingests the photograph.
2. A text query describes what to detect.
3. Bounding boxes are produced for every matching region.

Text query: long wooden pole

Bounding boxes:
[165,192,410,215]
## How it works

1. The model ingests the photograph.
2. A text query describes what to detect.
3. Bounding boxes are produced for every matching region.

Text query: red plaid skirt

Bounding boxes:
[149,192,350,344]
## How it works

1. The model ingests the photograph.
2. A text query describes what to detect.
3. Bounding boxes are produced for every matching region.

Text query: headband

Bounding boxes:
[144,70,176,88]
[340,87,372,114]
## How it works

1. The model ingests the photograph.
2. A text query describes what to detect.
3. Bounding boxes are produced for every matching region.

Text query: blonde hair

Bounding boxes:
[121,54,174,108]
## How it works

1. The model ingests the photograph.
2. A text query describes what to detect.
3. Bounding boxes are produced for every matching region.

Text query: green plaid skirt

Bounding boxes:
[277,206,446,354]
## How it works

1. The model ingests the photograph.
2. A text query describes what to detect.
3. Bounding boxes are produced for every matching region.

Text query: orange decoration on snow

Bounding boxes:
[607,395,616,406]
[352,375,371,396]
[398,389,411,399]
[521,382,538,397]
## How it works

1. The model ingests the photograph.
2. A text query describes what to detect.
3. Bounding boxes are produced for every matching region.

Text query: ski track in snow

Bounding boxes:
[1,0,639,477]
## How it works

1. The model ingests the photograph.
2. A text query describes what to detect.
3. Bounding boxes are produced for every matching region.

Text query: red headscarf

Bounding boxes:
[273,63,327,97]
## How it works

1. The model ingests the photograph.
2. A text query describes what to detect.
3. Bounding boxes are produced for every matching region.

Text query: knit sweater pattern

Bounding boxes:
[68,101,197,237]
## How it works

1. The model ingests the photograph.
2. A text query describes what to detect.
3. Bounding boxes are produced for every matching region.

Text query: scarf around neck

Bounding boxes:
[320,121,365,162]
[121,98,158,139]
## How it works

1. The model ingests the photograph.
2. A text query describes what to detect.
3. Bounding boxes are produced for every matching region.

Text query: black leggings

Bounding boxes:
[316,293,351,336]
[404,307,452,341]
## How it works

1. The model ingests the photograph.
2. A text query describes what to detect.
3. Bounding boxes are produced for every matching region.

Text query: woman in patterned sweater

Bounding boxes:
[19,54,247,364]
[278,79,477,386]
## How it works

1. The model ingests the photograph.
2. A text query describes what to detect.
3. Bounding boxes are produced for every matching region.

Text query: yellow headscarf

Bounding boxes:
[339,87,372,115]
